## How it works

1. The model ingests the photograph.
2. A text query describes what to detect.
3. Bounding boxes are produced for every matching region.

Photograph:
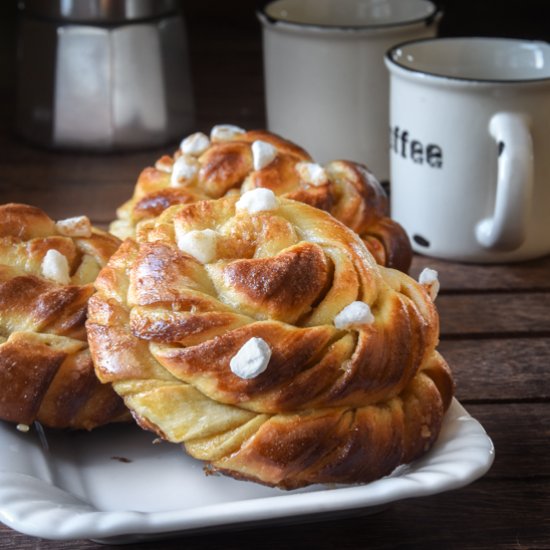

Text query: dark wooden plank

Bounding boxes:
[463,403,550,479]
[0,478,547,549]
[411,254,550,292]
[439,338,550,401]
[437,293,550,336]
[0,179,135,222]
[0,142,163,174]
[363,479,549,550]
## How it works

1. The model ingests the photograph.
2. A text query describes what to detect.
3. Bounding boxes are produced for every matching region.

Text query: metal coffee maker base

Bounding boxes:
[16,0,194,151]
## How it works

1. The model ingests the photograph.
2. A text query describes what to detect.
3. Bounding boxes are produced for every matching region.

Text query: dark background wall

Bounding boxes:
[432,0,550,40]
[3,1,549,46]
[187,0,550,40]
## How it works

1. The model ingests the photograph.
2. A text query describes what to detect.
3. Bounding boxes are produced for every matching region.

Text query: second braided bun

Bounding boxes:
[111,127,412,272]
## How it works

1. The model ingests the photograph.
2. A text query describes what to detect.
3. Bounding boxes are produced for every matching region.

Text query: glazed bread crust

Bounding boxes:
[0,203,129,429]
[88,196,453,488]
[111,130,412,272]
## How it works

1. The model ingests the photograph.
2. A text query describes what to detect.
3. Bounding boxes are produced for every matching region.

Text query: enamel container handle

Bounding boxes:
[475,112,533,251]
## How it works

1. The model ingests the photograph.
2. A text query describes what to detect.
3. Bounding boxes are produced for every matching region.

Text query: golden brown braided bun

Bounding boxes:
[0,204,129,430]
[88,192,453,488]
[111,127,412,272]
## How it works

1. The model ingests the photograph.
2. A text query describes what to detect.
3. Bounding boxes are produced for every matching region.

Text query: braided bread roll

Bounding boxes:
[111,126,412,272]
[88,192,453,488]
[0,204,129,430]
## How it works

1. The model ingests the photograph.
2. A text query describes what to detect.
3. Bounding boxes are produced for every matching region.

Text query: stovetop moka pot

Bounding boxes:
[16,0,194,151]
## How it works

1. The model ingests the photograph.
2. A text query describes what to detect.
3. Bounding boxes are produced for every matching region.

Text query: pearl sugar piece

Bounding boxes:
[230,337,272,379]
[211,124,246,142]
[236,188,279,214]
[55,216,92,238]
[418,268,440,301]
[334,301,375,329]
[41,249,71,285]
[252,140,277,171]
[171,156,198,186]
[180,132,210,156]
[176,228,218,264]
[296,162,328,187]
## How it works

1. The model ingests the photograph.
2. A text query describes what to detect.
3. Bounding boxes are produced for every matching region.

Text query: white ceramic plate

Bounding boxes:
[0,399,493,543]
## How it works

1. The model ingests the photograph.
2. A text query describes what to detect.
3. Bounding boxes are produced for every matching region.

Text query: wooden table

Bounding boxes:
[1,5,549,549]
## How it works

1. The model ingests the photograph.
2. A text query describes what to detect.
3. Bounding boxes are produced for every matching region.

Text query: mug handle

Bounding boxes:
[475,112,534,251]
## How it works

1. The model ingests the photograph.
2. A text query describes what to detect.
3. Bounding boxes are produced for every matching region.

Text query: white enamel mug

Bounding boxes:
[386,37,550,263]
[258,0,439,181]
